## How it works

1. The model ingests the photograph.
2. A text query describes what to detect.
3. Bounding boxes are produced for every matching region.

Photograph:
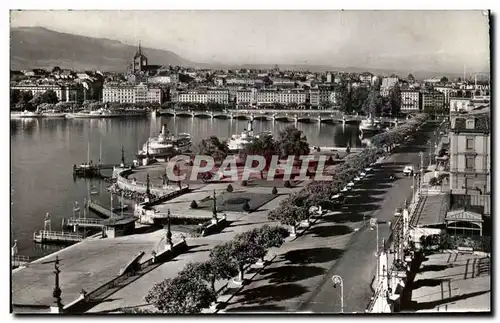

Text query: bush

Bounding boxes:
[226,184,234,192]
[272,186,278,195]
[242,200,251,212]
[334,153,340,160]
[284,180,292,188]
[241,180,248,186]
[190,200,198,209]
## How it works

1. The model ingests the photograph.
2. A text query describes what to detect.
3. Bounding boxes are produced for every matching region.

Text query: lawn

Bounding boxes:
[197,191,278,212]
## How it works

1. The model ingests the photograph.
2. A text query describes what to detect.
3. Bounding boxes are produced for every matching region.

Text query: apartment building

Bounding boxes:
[176,89,230,104]
[400,90,420,112]
[12,83,62,102]
[434,86,453,105]
[380,77,399,97]
[449,112,491,215]
[102,82,162,104]
[421,89,445,114]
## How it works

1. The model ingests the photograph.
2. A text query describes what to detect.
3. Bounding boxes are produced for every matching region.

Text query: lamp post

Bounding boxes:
[331,275,344,313]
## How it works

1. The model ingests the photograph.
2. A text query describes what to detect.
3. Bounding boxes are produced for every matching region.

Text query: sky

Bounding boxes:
[10,10,490,73]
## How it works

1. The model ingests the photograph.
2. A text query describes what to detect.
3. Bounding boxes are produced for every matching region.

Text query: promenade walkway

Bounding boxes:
[86,182,303,313]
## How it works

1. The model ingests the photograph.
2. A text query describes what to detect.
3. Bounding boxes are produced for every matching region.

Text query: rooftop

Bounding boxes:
[451,113,490,133]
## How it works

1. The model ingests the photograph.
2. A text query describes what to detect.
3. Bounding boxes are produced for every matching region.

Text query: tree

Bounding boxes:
[268,202,308,235]
[208,244,239,292]
[407,73,415,83]
[228,230,267,281]
[440,76,449,84]
[240,135,277,178]
[255,225,289,262]
[226,184,234,192]
[190,200,198,209]
[362,91,383,116]
[271,186,278,195]
[196,136,230,161]
[10,89,21,109]
[52,66,61,73]
[335,79,352,112]
[144,274,216,314]
[388,83,402,116]
[276,126,309,159]
[351,86,370,113]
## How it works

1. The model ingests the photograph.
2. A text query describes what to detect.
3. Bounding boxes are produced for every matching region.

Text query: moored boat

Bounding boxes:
[137,124,192,161]
[227,120,272,151]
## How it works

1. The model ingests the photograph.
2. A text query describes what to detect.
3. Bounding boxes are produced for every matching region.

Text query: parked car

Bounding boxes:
[403,166,414,176]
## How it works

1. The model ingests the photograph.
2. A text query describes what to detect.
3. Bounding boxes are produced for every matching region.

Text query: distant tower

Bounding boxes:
[133,42,148,73]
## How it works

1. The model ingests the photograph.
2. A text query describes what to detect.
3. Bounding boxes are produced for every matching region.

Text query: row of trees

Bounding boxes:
[267,114,429,234]
[144,225,289,313]
[10,89,59,111]
[335,78,402,116]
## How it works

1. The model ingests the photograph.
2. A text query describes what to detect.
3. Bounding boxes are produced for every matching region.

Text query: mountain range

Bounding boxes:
[10,27,489,80]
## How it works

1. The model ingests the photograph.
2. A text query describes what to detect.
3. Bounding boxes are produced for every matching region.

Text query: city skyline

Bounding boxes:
[10,10,490,74]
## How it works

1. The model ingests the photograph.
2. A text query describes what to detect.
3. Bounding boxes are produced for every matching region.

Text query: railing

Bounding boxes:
[33,230,83,242]
[66,218,103,226]
[366,279,386,313]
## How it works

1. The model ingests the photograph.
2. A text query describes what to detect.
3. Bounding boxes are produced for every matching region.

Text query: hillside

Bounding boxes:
[10,27,193,71]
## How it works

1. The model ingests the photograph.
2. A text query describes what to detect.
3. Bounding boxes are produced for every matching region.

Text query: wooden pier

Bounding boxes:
[64,217,104,229]
[33,230,84,244]
[88,201,119,219]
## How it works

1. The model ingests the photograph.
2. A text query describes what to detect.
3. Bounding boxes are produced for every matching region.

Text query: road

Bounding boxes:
[298,120,441,313]
[221,119,442,313]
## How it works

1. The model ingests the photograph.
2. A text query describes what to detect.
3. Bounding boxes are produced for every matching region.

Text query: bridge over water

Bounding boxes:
[157,108,401,125]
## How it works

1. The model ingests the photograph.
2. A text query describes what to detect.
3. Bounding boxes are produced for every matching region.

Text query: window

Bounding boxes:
[466,138,475,150]
[466,119,475,129]
[465,156,475,170]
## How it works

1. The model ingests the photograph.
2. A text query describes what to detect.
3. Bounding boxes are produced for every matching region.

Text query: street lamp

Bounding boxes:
[428,140,432,166]
[332,275,344,313]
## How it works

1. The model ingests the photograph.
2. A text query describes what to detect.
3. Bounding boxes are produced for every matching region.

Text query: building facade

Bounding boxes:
[10,83,85,103]
[102,82,162,103]
[400,90,420,112]
[421,90,445,113]
[449,113,491,215]
[176,89,230,104]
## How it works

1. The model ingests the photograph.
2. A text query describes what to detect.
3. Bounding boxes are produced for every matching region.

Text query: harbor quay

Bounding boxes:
[12,148,355,313]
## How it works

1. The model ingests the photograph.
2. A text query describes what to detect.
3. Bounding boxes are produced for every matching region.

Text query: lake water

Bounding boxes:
[10,115,362,258]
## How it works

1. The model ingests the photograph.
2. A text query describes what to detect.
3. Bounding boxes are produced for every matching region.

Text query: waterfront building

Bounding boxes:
[176,89,230,104]
[236,89,253,106]
[309,88,320,108]
[10,83,85,102]
[102,82,162,104]
[400,90,420,112]
[318,84,333,104]
[449,112,491,216]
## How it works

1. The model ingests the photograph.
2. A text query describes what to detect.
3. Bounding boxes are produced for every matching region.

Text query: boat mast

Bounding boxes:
[110,192,113,218]
[87,141,90,164]
[99,141,102,165]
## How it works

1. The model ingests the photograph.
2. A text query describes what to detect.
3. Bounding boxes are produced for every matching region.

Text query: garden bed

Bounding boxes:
[197,191,278,212]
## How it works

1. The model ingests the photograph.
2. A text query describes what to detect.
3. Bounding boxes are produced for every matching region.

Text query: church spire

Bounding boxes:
[138,41,142,56]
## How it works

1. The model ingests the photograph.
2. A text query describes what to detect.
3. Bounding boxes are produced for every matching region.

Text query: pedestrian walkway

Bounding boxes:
[86,186,302,313]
